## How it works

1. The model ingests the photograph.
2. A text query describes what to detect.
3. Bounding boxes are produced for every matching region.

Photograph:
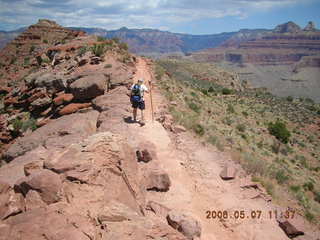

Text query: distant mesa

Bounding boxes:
[304,21,317,32]
[273,21,301,33]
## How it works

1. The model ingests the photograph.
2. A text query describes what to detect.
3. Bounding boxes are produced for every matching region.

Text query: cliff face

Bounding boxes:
[193,21,320,66]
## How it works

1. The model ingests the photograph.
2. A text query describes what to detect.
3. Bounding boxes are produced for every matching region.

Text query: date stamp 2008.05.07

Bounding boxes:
[206,210,296,220]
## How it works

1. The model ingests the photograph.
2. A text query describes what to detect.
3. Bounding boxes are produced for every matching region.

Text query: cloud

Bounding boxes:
[0,0,315,31]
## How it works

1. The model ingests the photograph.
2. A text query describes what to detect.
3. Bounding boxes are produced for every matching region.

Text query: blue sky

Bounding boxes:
[0,0,319,34]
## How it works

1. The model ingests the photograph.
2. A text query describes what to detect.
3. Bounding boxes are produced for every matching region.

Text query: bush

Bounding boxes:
[43,39,48,44]
[97,36,106,42]
[275,169,289,184]
[290,185,301,193]
[286,96,293,102]
[314,191,320,203]
[193,124,205,136]
[222,88,232,95]
[305,211,315,222]
[236,123,246,132]
[21,118,37,132]
[268,120,291,144]
[119,42,129,51]
[24,57,30,66]
[104,64,112,68]
[29,45,35,53]
[12,118,23,132]
[227,104,235,114]
[208,86,215,93]
[112,37,120,43]
[90,43,106,57]
[303,181,314,191]
[188,102,200,113]
[78,46,88,56]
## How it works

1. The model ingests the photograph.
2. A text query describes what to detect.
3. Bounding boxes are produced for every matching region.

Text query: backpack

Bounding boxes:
[131,84,141,102]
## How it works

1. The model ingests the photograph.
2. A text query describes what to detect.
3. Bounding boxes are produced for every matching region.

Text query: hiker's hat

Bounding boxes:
[138,78,144,83]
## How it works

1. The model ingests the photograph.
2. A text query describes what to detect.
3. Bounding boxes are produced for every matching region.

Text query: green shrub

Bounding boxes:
[193,124,205,136]
[10,57,17,65]
[23,57,30,66]
[268,120,291,144]
[188,102,200,113]
[43,39,48,44]
[97,36,106,42]
[91,43,106,57]
[104,64,112,68]
[222,88,233,95]
[242,111,248,117]
[78,46,88,56]
[208,86,215,93]
[21,118,37,132]
[12,118,23,132]
[286,96,293,102]
[227,104,235,114]
[290,185,301,193]
[305,211,315,222]
[303,181,314,191]
[314,191,320,203]
[112,37,120,43]
[208,135,218,145]
[236,123,246,132]
[29,45,35,53]
[119,42,129,51]
[275,169,289,184]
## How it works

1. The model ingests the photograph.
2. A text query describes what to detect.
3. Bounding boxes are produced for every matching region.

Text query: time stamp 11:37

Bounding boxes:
[206,210,296,220]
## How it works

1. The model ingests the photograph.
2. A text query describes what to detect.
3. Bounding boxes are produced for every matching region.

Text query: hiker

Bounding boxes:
[130,79,149,125]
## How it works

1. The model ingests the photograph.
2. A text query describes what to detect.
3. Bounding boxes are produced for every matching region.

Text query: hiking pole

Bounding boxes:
[149,79,154,122]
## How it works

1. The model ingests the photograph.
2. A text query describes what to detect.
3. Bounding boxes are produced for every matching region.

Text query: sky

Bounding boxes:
[0,0,320,34]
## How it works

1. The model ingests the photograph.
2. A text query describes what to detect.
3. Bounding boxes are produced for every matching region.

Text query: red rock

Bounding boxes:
[278,220,304,238]
[167,210,202,240]
[146,170,171,192]
[4,97,19,107]
[24,161,43,176]
[173,125,186,133]
[146,201,171,218]
[25,190,46,211]
[0,87,12,94]
[219,165,236,180]
[58,102,92,115]
[15,169,62,204]
[53,93,74,106]
[0,182,25,220]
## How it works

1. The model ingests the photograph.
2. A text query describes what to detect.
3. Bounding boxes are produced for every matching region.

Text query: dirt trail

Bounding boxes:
[129,58,318,240]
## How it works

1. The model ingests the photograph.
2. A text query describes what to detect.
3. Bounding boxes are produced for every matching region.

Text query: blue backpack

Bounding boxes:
[131,84,142,102]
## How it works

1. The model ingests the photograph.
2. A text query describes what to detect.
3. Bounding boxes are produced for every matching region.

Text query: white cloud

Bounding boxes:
[0,0,315,31]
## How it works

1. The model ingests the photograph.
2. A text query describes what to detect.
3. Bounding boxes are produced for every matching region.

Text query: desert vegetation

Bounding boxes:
[156,58,320,224]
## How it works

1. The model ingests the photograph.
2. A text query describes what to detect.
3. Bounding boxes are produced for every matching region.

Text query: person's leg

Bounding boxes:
[141,109,144,122]
[133,108,137,121]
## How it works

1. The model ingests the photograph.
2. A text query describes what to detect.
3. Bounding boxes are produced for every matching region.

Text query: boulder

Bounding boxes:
[146,170,171,192]
[15,169,62,204]
[25,72,67,92]
[98,201,140,223]
[30,96,52,109]
[0,147,49,185]
[167,210,201,240]
[70,74,107,100]
[53,93,74,106]
[24,161,43,176]
[146,201,171,218]
[278,220,304,238]
[0,182,25,220]
[58,103,92,115]
[219,165,236,180]
[4,110,99,161]
[173,125,187,134]
[25,190,46,211]
[2,208,92,240]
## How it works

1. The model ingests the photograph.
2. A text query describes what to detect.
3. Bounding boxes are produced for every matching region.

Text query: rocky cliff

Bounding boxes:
[192,21,320,66]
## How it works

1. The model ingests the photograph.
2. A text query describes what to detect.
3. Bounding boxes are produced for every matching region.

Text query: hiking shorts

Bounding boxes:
[132,100,145,110]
